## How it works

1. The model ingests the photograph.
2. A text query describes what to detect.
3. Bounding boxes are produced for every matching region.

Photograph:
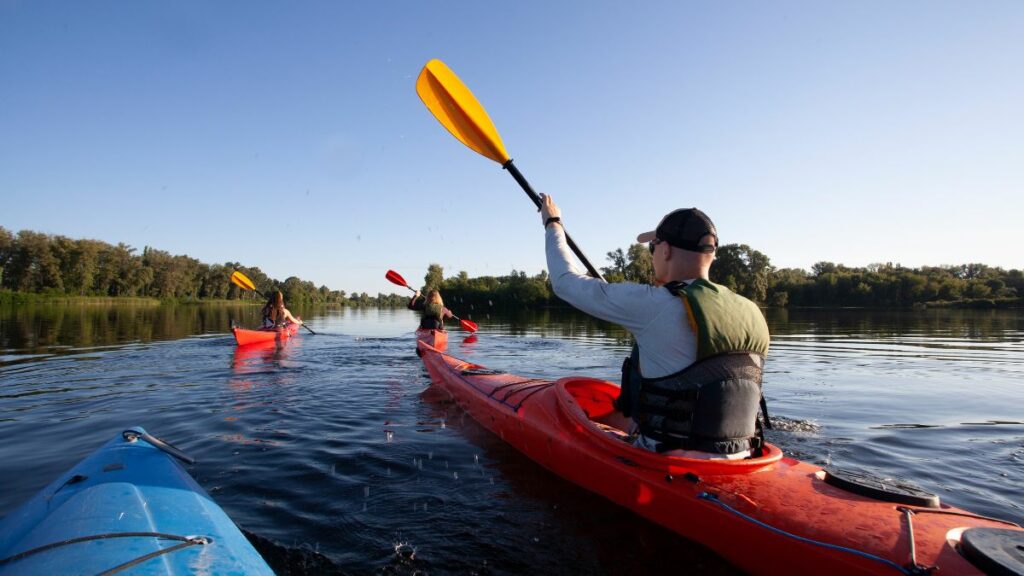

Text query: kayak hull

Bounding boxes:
[416,340,1022,575]
[0,428,273,575]
[232,322,300,346]
[415,328,447,351]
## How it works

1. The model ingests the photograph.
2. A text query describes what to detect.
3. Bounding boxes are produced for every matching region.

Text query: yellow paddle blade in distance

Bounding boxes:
[230,271,256,292]
[416,59,510,165]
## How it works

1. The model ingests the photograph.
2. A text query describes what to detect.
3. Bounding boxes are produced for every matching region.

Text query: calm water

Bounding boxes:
[1,303,1022,575]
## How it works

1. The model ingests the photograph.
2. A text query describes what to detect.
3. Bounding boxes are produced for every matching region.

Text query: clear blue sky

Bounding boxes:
[3,1,1021,295]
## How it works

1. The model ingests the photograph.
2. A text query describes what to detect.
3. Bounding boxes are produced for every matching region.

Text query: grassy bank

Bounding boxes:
[918,297,1024,310]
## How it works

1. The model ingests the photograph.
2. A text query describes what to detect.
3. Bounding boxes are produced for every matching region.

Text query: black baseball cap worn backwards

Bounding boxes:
[636,208,718,253]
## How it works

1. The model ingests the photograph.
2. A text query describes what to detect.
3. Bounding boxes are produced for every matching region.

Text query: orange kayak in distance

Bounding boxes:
[232,322,301,346]
[416,340,1024,576]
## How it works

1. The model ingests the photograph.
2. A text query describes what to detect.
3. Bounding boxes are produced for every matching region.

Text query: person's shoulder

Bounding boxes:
[604,281,676,300]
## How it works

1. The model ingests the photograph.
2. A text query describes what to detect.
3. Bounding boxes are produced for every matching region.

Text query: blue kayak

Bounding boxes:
[0,428,273,575]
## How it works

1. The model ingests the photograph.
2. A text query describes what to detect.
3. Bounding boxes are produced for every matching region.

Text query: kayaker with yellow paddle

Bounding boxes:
[414,57,768,460]
[261,290,303,329]
[540,194,770,460]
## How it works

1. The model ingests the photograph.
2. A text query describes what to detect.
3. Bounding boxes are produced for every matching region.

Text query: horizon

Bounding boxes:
[3,2,1022,295]
[2,222,1016,298]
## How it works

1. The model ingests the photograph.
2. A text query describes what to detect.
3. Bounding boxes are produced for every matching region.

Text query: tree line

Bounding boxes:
[0,226,405,307]
[418,243,1023,310]
[3,225,1020,309]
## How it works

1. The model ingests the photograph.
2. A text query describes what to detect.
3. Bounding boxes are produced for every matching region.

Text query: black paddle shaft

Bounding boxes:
[502,160,606,281]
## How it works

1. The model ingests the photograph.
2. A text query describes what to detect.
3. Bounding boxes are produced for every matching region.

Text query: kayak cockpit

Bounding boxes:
[555,376,783,472]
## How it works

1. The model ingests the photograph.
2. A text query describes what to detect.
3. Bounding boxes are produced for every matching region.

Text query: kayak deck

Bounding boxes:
[0,428,273,575]
[417,340,1024,575]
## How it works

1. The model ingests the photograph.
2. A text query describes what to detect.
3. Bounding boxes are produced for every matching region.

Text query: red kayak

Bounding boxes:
[415,328,448,351]
[416,340,1024,575]
[232,322,301,346]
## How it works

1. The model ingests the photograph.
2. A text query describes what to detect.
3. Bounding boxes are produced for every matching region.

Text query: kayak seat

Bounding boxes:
[564,379,634,441]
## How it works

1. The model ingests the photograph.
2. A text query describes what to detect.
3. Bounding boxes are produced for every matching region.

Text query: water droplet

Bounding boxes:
[453,471,458,480]
[385,430,394,443]
[474,454,479,464]
[441,420,446,429]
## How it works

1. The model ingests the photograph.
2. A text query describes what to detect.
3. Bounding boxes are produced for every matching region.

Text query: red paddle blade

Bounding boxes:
[385,270,409,288]
[459,318,479,333]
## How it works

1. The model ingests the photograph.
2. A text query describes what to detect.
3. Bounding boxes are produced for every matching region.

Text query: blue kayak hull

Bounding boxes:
[0,428,273,575]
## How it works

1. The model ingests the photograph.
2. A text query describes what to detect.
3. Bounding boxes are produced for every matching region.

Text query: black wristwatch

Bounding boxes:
[544,217,561,228]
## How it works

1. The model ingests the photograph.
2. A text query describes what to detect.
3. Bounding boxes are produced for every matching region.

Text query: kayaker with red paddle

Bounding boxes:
[540,194,770,460]
[261,290,303,329]
[408,289,454,331]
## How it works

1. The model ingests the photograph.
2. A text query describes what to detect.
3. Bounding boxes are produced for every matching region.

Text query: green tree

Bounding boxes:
[602,248,628,282]
[0,226,13,286]
[424,263,444,292]
[7,230,64,293]
[624,243,654,284]
[711,244,771,302]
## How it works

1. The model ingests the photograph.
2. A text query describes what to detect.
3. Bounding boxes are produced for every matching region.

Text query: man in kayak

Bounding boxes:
[540,194,770,460]
[408,289,454,330]
[261,291,303,329]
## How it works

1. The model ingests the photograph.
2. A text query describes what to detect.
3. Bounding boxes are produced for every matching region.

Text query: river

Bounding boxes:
[1,303,1021,574]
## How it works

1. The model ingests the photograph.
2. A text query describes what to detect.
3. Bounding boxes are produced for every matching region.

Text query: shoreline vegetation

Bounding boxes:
[1,226,1021,310]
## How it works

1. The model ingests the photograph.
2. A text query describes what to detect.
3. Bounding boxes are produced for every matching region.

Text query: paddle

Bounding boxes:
[229,271,316,335]
[416,59,605,281]
[385,269,479,333]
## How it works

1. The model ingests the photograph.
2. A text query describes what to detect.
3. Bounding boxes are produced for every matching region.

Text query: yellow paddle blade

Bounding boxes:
[416,59,510,164]
[230,270,256,292]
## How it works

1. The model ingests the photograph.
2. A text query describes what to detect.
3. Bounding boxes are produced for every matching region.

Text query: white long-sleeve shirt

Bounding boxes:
[545,225,697,378]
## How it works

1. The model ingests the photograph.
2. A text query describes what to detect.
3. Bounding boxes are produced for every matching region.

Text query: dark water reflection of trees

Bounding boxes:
[482,306,1022,342]
[0,303,260,353]
[2,303,1020,358]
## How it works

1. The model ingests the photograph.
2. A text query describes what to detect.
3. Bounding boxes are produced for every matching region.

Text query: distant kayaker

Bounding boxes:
[261,291,303,328]
[408,289,454,330]
[540,194,770,460]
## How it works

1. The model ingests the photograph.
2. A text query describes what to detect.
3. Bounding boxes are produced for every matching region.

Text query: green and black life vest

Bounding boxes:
[618,279,771,455]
